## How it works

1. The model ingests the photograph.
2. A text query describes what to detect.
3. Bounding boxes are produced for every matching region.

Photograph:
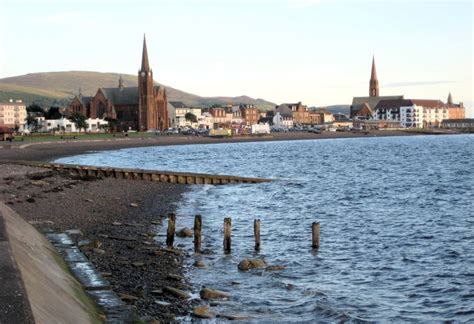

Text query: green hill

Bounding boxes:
[0,71,276,110]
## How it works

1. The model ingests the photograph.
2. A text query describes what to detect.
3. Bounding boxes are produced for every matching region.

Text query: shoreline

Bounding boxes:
[0,130,459,163]
[0,164,197,322]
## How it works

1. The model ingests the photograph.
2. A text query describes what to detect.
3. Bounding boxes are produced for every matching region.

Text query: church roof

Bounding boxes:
[169,101,187,108]
[101,87,139,105]
[374,99,447,110]
[79,96,92,107]
[352,95,404,110]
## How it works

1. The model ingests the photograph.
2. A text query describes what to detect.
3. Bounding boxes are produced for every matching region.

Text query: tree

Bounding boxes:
[185,112,198,124]
[68,113,87,132]
[26,114,39,132]
[44,106,63,119]
[26,104,45,115]
[104,117,118,133]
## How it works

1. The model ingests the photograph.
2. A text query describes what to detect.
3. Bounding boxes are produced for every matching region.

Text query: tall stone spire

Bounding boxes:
[369,56,379,97]
[141,34,151,72]
[447,92,453,105]
[118,75,124,90]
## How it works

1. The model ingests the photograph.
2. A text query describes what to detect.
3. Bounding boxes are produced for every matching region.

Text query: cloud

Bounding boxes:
[383,80,456,88]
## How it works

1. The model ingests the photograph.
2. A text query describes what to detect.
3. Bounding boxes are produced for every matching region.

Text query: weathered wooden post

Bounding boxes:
[223,217,232,254]
[194,215,202,253]
[166,213,176,248]
[312,222,320,249]
[254,219,261,251]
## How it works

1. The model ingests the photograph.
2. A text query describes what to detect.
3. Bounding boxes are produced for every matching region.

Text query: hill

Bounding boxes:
[0,71,276,110]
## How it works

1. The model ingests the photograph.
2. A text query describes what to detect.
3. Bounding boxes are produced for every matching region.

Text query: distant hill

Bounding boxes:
[0,71,276,110]
[311,105,351,115]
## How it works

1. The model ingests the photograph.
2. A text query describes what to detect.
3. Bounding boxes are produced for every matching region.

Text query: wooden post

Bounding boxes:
[166,213,176,248]
[194,215,202,253]
[223,217,232,254]
[254,219,261,251]
[312,222,320,249]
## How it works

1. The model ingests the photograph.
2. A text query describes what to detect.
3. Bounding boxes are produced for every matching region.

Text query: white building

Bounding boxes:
[251,123,270,134]
[273,112,293,128]
[375,98,451,128]
[169,101,202,128]
[0,99,27,131]
[197,112,214,129]
[37,117,108,133]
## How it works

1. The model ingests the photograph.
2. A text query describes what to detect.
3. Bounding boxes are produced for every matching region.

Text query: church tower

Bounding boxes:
[447,92,453,106]
[138,35,154,130]
[369,56,379,97]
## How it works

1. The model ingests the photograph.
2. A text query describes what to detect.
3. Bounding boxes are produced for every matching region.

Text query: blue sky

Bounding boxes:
[0,0,472,115]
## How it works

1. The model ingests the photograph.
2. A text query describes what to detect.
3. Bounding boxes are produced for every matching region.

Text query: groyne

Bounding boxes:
[2,160,272,185]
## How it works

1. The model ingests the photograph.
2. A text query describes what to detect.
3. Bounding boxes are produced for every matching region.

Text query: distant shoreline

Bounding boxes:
[0,129,461,163]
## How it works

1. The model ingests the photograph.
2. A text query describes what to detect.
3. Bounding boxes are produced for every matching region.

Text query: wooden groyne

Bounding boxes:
[3,160,271,185]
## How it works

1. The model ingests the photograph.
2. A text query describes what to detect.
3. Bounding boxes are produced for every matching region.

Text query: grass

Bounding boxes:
[13,132,158,142]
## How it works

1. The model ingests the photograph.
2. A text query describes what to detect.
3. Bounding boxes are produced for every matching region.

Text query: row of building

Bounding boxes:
[349,57,466,129]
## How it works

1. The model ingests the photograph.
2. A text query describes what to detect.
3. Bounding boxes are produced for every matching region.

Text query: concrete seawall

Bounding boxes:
[0,202,101,323]
[5,160,272,185]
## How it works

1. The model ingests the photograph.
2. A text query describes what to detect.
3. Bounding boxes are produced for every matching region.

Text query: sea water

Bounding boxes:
[57,134,474,321]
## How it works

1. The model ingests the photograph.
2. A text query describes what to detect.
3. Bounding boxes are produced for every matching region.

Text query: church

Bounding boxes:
[68,36,169,131]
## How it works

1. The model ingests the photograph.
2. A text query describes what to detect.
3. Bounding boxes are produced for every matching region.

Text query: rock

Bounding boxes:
[200,288,231,300]
[154,300,171,307]
[100,272,112,277]
[31,180,48,186]
[132,262,145,267]
[217,313,251,321]
[112,221,122,226]
[265,265,286,271]
[98,234,109,239]
[85,198,94,202]
[26,197,35,203]
[286,283,295,290]
[163,286,190,299]
[78,239,102,249]
[194,260,206,268]
[237,258,267,271]
[151,289,163,295]
[193,305,214,319]
[118,292,139,301]
[130,202,139,207]
[176,227,193,238]
[93,248,106,254]
[65,229,83,236]
[166,274,184,281]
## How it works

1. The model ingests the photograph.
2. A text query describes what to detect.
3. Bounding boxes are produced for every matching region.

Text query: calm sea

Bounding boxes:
[57,134,474,321]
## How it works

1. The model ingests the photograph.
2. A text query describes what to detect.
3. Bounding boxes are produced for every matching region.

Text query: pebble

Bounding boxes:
[193,305,214,319]
[163,286,190,299]
[154,300,171,307]
[200,288,231,300]
[130,202,139,207]
[65,229,83,235]
[132,262,145,267]
[93,248,106,254]
[238,258,267,271]
[176,227,193,238]
[118,292,139,301]
[112,222,122,226]
[166,274,184,281]
[194,260,206,268]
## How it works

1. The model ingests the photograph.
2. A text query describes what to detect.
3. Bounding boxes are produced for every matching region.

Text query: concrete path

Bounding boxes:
[0,210,34,323]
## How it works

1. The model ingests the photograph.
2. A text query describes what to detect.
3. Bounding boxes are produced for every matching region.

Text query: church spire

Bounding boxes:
[118,75,124,90]
[369,56,379,97]
[141,34,151,72]
[447,92,453,105]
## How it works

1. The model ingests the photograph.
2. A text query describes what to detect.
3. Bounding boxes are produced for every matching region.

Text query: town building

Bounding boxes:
[37,117,108,133]
[240,104,260,126]
[273,112,294,128]
[169,101,202,128]
[0,99,27,131]
[441,119,474,129]
[68,36,169,131]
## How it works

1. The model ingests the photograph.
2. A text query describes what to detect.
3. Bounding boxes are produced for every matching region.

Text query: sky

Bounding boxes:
[0,0,472,115]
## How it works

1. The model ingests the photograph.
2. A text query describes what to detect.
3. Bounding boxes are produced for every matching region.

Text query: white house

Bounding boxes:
[37,117,108,133]
[273,112,293,128]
